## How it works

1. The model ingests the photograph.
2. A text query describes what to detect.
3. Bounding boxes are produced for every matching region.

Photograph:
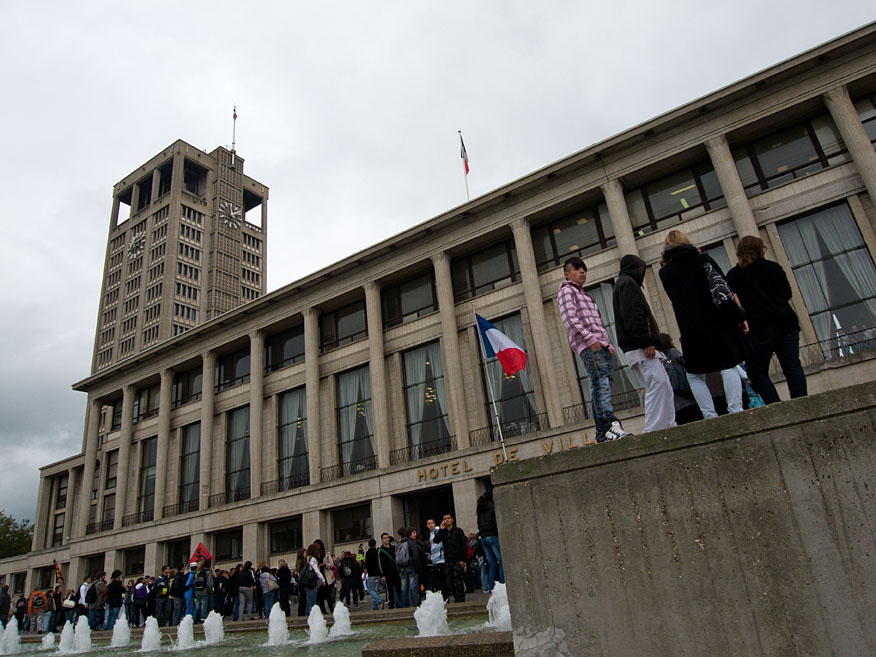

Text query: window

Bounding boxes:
[55,473,68,510]
[320,300,367,351]
[265,325,305,373]
[124,547,145,576]
[133,384,160,422]
[165,538,190,569]
[403,342,451,455]
[37,567,55,591]
[52,513,65,547]
[179,423,201,511]
[270,517,303,554]
[216,347,250,391]
[626,162,726,235]
[226,406,251,501]
[451,240,521,302]
[333,504,372,544]
[183,160,207,198]
[102,493,115,523]
[532,202,616,270]
[110,400,123,431]
[733,116,849,196]
[11,573,26,595]
[157,161,173,198]
[105,451,119,490]
[278,388,309,489]
[855,94,876,146]
[777,203,876,346]
[382,272,439,328]
[702,243,731,275]
[138,437,157,519]
[172,366,202,408]
[214,528,243,562]
[336,366,376,474]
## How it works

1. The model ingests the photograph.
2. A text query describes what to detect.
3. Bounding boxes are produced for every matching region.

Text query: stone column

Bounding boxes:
[601,179,639,257]
[303,308,322,485]
[511,217,564,427]
[77,399,101,537]
[430,252,470,448]
[249,330,265,498]
[364,282,391,469]
[824,85,876,202]
[63,467,79,543]
[199,351,216,510]
[451,479,481,537]
[706,134,759,238]
[154,369,173,519]
[150,168,161,204]
[31,477,51,550]
[113,385,136,530]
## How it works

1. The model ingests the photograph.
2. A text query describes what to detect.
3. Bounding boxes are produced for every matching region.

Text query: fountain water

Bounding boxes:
[111,615,131,648]
[266,603,289,646]
[328,602,353,638]
[175,615,196,650]
[306,605,328,644]
[57,621,75,653]
[414,591,450,636]
[0,617,20,654]
[139,617,162,652]
[72,616,92,653]
[40,633,55,650]
[486,582,512,632]
[202,611,224,644]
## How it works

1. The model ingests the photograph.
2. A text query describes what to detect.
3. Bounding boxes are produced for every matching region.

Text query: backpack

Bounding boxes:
[194,571,208,592]
[85,584,98,605]
[171,573,187,597]
[32,594,46,610]
[157,579,170,598]
[133,584,148,602]
[299,563,318,589]
[15,598,27,613]
[396,539,411,567]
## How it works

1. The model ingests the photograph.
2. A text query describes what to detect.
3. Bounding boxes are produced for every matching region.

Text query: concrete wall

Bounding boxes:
[492,382,876,657]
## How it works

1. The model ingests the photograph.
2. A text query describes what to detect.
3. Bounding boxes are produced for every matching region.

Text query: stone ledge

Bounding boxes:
[362,631,513,657]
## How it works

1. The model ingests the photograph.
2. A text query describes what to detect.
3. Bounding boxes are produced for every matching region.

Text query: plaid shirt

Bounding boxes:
[557,280,613,355]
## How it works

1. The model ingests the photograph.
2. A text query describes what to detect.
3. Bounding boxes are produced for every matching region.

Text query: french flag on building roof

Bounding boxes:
[476,314,527,377]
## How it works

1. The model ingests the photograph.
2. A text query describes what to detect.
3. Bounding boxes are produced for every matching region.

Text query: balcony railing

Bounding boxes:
[261,473,310,495]
[778,326,876,372]
[122,510,154,528]
[162,499,200,518]
[320,455,377,483]
[208,488,251,508]
[390,436,457,466]
[85,519,113,535]
[563,388,645,424]
[469,413,548,447]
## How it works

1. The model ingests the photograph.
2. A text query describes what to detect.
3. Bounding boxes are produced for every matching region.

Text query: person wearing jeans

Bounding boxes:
[477,490,505,593]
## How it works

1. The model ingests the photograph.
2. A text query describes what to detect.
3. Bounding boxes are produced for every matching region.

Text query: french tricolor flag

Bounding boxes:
[476,314,527,377]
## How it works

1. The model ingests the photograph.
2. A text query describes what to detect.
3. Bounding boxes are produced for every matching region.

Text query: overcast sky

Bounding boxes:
[1,1,873,523]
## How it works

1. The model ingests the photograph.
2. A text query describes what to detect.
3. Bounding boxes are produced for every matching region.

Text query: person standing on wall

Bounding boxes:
[476,489,505,594]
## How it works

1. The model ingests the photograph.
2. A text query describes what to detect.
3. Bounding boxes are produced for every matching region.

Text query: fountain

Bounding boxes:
[266,603,289,646]
[72,616,92,653]
[139,617,162,652]
[0,617,20,654]
[414,591,450,636]
[486,582,512,632]
[57,621,75,653]
[306,605,328,644]
[328,602,353,638]
[202,611,224,645]
[40,633,55,650]
[175,615,196,650]
[111,615,131,648]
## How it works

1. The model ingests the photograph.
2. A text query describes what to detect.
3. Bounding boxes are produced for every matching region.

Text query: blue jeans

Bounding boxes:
[172,597,185,626]
[398,567,419,608]
[481,535,505,592]
[746,327,807,404]
[103,605,121,630]
[365,576,382,610]
[303,587,318,616]
[87,608,104,630]
[261,591,275,616]
[195,593,212,622]
[581,347,619,441]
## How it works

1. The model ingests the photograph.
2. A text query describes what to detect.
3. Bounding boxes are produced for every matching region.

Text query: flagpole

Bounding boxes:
[473,303,508,462]
[459,131,470,202]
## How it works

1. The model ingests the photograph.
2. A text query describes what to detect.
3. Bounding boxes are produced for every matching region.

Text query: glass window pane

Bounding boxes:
[531,224,555,267]
[855,96,876,122]
[732,148,760,192]
[646,169,702,222]
[625,190,651,235]
[470,243,513,291]
[399,273,435,318]
[702,244,731,275]
[337,302,366,342]
[751,124,820,182]
[552,209,601,256]
[451,258,472,301]
[811,115,846,157]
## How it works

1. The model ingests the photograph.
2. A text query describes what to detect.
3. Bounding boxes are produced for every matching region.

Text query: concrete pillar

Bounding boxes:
[249,330,265,498]
[113,385,136,530]
[77,399,101,537]
[31,476,51,551]
[430,252,470,448]
[303,308,321,485]
[303,509,329,547]
[371,496,405,542]
[511,217,564,427]
[601,179,639,257]
[150,168,161,204]
[144,543,158,579]
[364,282,391,469]
[706,134,759,238]
[242,522,262,563]
[824,85,876,203]
[63,467,79,543]
[154,369,173,519]
[451,478,480,537]
[199,351,216,510]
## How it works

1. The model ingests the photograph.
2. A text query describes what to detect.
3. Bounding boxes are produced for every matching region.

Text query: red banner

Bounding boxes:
[189,542,213,564]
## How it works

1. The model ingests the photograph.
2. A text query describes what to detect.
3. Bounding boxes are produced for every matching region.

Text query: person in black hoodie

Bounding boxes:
[613,254,676,432]
[433,513,467,603]
[0,584,10,627]
[338,552,361,608]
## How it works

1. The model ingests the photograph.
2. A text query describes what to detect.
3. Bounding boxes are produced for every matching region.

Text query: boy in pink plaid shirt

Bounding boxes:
[557,257,630,442]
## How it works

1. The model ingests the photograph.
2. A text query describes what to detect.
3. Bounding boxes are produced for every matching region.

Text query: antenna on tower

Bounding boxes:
[231,104,238,167]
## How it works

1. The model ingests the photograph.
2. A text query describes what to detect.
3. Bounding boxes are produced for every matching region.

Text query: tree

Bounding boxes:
[0,511,33,559]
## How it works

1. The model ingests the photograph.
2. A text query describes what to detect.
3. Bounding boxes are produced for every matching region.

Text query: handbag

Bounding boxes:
[663,357,694,399]
[703,260,745,323]
[267,578,279,592]
[62,599,76,609]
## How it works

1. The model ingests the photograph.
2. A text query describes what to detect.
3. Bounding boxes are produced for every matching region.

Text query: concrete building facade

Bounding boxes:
[3,23,876,596]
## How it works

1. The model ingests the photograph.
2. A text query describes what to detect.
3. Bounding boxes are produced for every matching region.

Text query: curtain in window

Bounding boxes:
[338,368,373,468]
[279,388,308,479]
[227,407,250,493]
[180,424,200,502]
[404,342,449,455]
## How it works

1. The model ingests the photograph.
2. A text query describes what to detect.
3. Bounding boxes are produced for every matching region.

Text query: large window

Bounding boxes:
[777,203,876,346]
[110,400,123,431]
[278,388,309,489]
[214,528,243,562]
[172,366,202,408]
[105,451,119,490]
[403,342,451,455]
[138,437,157,519]
[532,202,616,270]
[336,366,375,474]
[320,300,368,351]
[124,547,145,577]
[270,517,303,554]
[265,325,305,373]
[333,504,372,544]
[216,347,250,391]
[626,162,726,235]
[102,493,115,524]
[855,94,876,146]
[451,240,520,302]
[165,538,190,569]
[51,513,65,547]
[225,406,251,501]
[382,272,439,328]
[55,474,68,510]
[179,423,200,511]
[133,383,160,422]
[733,116,849,195]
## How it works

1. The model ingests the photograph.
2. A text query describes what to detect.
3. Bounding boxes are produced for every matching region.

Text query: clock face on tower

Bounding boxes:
[128,234,145,258]
[219,199,242,230]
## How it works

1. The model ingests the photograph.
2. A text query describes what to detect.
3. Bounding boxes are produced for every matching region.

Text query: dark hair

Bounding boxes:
[110,569,122,579]
[736,235,767,267]
[306,543,321,559]
[655,333,675,353]
[397,527,410,538]
[563,256,587,272]
[476,488,494,514]
[381,532,390,539]
[202,558,212,569]
[368,538,376,547]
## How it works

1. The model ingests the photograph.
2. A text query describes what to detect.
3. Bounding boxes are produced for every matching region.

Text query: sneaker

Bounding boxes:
[608,421,631,439]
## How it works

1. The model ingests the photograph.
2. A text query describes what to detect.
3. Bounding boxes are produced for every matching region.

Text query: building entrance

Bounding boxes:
[401,485,455,539]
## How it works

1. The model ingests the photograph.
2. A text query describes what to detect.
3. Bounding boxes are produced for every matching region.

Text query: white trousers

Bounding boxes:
[686,368,743,419]
[629,353,676,433]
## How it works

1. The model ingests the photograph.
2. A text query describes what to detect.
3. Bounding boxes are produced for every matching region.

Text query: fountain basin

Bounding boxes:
[362,631,514,656]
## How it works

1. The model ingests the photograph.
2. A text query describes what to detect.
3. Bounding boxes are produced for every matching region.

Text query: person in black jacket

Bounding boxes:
[727,235,807,404]
[276,560,292,616]
[376,533,401,609]
[477,490,505,593]
[433,513,467,603]
[613,254,676,432]
[0,584,11,627]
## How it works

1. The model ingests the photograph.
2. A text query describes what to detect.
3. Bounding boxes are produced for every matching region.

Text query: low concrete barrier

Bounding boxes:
[362,631,513,656]
[493,381,876,657]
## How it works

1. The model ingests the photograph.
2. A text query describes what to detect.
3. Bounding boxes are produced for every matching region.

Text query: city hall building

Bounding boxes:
[3,22,876,595]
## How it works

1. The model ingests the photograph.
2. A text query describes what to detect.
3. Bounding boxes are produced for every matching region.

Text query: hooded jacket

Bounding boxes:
[612,255,662,352]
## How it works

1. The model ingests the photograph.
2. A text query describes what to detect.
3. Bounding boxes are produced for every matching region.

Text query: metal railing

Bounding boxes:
[85,519,114,535]
[121,510,154,528]
[389,436,457,466]
[562,388,645,424]
[162,500,199,518]
[469,413,548,447]
[261,473,310,495]
[320,455,378,483]
[208,488,251,508]
[773,327,876,373]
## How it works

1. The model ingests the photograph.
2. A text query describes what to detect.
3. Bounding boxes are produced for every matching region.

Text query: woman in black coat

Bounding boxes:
[658,230,748,419]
